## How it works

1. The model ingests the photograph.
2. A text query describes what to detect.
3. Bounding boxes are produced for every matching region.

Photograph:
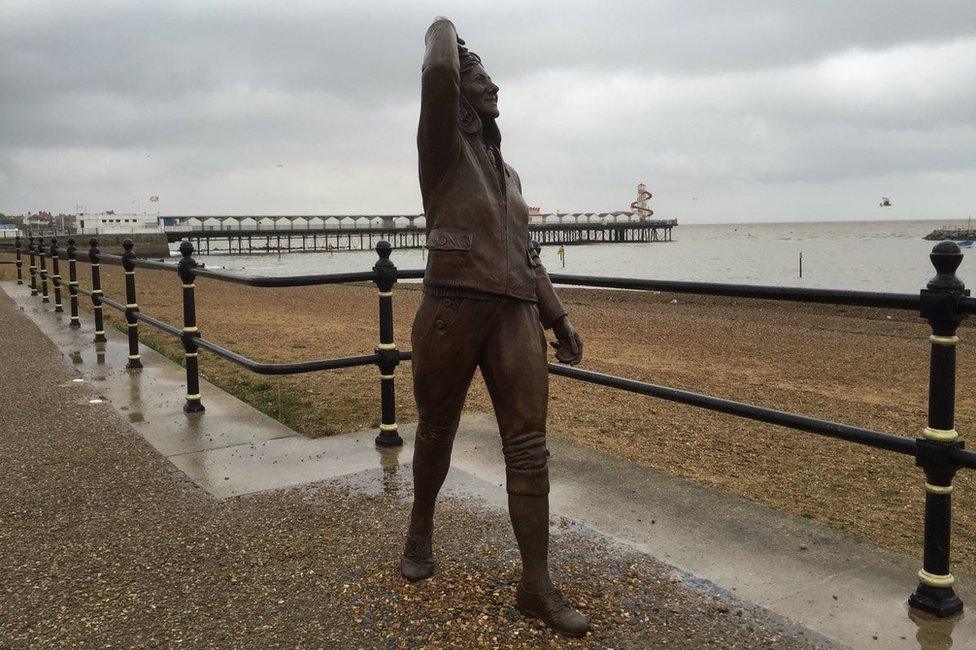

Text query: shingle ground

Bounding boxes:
[0,290,829,648]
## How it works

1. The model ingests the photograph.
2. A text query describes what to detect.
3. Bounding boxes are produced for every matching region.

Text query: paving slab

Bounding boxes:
[5,280,974,649]
[3,283,298,459]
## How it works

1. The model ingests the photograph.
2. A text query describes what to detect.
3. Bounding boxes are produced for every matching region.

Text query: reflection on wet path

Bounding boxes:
[910,608,965,649]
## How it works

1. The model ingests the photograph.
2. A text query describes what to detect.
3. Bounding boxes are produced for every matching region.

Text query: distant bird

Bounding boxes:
[277,163,284,167]
[880,197,892,207]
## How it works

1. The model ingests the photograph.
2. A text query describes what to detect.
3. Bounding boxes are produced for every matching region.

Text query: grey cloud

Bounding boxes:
[1,1,975,219]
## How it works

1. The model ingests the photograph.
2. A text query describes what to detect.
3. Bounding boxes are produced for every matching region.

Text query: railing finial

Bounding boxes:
[928,241,965,292]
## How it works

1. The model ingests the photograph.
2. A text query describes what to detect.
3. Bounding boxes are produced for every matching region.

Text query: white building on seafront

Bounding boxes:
[77,212,162,234]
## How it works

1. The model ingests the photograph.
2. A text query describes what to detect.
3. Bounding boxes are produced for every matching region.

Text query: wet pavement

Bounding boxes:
[4,279,974,649]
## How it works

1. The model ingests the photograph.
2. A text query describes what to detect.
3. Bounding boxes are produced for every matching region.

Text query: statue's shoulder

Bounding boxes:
[505,163,522,190]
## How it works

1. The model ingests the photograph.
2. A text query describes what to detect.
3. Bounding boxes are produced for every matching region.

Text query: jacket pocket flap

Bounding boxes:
[427,228,472,251]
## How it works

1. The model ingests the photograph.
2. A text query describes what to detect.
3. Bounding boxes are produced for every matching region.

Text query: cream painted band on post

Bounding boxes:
[53,275,61,280]
[380,423,399,432]
[125,270,135,275]
[70,316,79,322]
[91,289,103,295]
[94,330,105,335]
[929,334,960,346]
[183,326,198,333]
[380,374,395,380]
[918,569,955,588]
[91,263,99,267]
[68,281,78,286]
[184,352,198,358]
[186,393,202,400]
[125,303,138,309]
[925,482,954,495]
[378,291,393,297]
[923,426,960,442]
[128,354,141,360]
[127,323,137,328]
[182,284,195,289]
[377,343,396,350]
[55,301,62,307]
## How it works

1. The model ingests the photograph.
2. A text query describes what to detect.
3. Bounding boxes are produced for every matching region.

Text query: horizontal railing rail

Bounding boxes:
[548,273,923,310]
[547,363,917,454]
[193,339,381,375]
[5,233,972,619]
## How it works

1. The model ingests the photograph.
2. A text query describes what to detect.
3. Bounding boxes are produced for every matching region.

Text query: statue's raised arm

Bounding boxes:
[418,18,462,195]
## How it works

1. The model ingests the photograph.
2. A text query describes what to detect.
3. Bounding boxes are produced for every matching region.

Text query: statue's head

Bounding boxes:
[459,50,499,119]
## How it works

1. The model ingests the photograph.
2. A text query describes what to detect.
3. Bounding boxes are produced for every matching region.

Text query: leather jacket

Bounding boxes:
[418,19,566,328]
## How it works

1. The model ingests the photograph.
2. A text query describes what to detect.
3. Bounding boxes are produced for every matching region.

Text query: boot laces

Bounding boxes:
[404,535,431,560]
[548,588,570,609]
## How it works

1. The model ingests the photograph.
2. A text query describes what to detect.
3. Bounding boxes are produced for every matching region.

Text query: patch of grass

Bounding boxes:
[222,376,313,431]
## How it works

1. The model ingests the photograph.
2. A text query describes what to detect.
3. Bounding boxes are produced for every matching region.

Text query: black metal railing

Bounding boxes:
[5,233,975,619]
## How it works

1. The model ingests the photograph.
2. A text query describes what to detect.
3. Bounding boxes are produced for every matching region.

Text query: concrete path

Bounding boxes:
[4,280,973,648]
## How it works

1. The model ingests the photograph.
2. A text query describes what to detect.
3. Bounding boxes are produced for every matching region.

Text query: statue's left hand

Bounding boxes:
[550,315,583,365]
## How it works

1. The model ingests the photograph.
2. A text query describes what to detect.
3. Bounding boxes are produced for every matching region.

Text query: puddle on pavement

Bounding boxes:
[128,412,145,423]
[909,606,965,650]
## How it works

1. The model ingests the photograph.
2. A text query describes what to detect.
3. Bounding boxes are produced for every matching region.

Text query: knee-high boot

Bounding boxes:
[402,422,455,581]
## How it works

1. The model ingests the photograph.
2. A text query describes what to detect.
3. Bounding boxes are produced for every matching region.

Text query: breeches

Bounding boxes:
[411,293,550,496]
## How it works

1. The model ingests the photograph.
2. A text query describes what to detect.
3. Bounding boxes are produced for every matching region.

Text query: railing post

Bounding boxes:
[14,235,23,285]
[27,236,37,295]
[373,240,403,447]
[88,239,107,343]
[50,238,63,313]
[121,239,143,369]
[178,242,205,413]
[910,241,968,617]
[37,238,49,303]
[66,238,81,328]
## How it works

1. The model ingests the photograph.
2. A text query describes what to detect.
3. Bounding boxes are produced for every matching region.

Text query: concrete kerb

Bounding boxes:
[3,279,973,648]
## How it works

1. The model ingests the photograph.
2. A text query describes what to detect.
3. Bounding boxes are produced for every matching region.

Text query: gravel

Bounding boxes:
[0,289,831,648]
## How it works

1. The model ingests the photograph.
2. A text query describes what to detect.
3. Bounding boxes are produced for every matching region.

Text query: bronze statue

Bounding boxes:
[401,17,588,637]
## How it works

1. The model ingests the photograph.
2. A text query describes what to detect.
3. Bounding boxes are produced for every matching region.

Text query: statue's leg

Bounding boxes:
[479,301,552,592]
[481,301,590,636]
[407,295,486,536]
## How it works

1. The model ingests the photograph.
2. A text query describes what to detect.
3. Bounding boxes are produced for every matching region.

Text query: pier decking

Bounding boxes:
[168,220,677,255]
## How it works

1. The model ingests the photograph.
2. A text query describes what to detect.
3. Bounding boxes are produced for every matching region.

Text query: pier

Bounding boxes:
[164,217,677,255]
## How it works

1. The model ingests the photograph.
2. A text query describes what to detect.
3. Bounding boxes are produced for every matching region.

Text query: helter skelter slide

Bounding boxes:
[631,182,654,220]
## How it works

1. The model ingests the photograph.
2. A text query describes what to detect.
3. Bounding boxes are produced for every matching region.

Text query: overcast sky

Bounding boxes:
[2,1,975,223]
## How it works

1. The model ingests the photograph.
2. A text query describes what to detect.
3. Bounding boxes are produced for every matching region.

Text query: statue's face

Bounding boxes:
[461,63,499,119]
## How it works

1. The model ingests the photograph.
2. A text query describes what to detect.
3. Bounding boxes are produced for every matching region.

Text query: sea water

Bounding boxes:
[188,219,973,294]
